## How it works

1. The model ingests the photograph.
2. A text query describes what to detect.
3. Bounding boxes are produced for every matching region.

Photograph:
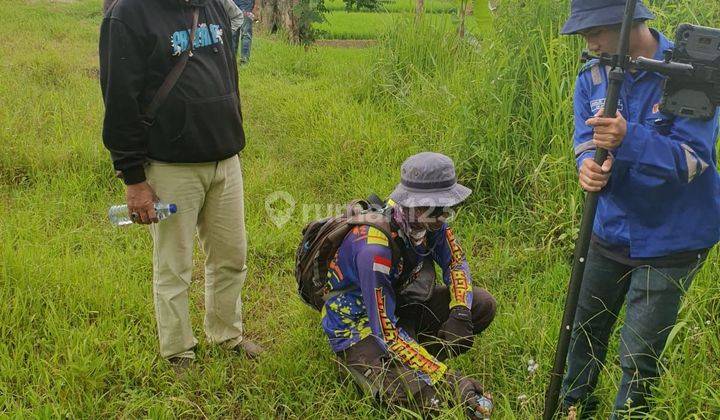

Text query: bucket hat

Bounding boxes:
[389,152,471,208]
[561,0,654,35]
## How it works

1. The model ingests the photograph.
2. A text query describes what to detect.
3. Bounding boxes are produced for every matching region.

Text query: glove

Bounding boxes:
[438,306,474,358]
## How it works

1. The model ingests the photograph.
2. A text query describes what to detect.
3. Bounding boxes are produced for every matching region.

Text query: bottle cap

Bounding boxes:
[169,204,178,214]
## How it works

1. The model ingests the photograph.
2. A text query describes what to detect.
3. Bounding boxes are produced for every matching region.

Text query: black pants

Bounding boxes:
[337,286,496,414]
[397,285,497,360]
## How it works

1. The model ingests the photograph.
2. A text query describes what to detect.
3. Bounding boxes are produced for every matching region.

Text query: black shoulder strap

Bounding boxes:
[142,7,200,126]
[366,193,385,211]
[104,0,119,14]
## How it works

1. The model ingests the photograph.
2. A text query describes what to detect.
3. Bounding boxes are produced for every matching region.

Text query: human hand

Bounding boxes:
[126,181,159,224]
[578,157,613,192]
[586,109,627,150]
[438,306,474,357]
[446,371,491,419]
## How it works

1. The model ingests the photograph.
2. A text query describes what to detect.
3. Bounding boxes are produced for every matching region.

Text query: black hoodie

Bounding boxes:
[99,0,245,185]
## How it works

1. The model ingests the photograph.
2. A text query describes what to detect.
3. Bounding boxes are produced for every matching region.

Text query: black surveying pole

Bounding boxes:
[542,1,637,418]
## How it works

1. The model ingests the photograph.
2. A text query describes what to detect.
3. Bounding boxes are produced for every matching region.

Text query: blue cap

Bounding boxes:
[561,0,654,35]
[169,204,178,214]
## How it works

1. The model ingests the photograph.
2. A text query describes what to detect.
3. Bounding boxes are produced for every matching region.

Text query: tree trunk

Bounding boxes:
[457,0,467,37]
[257,0,301,43]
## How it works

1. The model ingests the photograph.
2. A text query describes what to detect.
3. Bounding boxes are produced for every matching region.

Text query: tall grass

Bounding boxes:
[315,9,483,40]
[369,0,720,248]
[367,8,578,251]
[1,0,720,418]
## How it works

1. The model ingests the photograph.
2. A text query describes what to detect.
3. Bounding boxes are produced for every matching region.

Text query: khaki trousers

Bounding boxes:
[146,155,246,359]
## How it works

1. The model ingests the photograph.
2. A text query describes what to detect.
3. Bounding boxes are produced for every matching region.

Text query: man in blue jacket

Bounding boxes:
[561,0,720,417]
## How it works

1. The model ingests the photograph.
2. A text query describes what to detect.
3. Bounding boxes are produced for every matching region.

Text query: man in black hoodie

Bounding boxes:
[100,0,262,369]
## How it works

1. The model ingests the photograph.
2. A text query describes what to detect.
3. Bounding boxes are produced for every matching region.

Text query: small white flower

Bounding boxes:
[517,394,528,402]
[706,320,712,326]
[527,359,539,374]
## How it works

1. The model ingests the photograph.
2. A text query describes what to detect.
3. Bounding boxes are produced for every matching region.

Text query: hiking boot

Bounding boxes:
[232,339,264,360]
[168,356,194,374]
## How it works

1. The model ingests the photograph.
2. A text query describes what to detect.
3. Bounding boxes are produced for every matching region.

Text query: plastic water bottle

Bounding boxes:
[468,393,493,419]
[108,203,178,226]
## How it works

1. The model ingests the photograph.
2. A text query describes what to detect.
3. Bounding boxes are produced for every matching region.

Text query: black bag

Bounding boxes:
[396,256,436,304]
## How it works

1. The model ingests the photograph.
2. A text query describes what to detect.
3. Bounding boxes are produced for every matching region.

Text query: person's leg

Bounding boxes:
[469,287,497,334]
[338,337,440,415]
[613,255,706,417]
[396,285,448,359]
[196,156,247,348]
[561,245,632,414]
[240,18,253,62]
[397,285,496,360]
[145,161,212,360]
[232,28,241,58]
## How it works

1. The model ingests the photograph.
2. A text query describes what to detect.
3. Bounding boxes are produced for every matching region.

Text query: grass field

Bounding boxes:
[2,0,720,418]
[317,0,492,39]
[323,0,457,13]
[316,12,483,40]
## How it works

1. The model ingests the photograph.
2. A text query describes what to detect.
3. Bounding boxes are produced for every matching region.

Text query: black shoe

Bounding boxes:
[168,356,194,374]
[232,339,264,360]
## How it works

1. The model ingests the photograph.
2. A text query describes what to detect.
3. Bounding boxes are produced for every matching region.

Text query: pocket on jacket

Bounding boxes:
[650,116,674,136]
[147,93,245,162]
[179,93,243,145]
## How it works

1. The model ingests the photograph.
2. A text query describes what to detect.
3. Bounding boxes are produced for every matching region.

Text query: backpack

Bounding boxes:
[295,196,405,311]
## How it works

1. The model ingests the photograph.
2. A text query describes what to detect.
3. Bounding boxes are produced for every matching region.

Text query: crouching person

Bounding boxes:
[322,153,497,417]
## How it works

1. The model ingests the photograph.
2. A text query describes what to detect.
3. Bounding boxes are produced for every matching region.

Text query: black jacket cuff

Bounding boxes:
[121,165,146,185]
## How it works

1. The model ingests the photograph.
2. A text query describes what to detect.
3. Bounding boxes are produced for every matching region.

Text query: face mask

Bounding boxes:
[409,228,427,246]
[394,206,428,246]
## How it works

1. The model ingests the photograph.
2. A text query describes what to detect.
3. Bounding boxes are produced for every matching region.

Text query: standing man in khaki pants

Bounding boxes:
[99,0,263,370]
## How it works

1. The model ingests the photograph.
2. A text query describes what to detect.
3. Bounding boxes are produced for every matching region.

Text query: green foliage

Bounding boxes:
[325,0,457,13]
[315,11,398,39]
[294,0,328,44]
[315,12,480,40]
[342,0,382,11]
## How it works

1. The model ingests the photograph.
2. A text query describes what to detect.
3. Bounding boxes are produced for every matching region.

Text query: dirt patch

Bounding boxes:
[314,39,377,48]
[0,166,32,189]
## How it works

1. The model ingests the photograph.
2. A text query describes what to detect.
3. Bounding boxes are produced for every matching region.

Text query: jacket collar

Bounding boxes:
[650,28,674,61]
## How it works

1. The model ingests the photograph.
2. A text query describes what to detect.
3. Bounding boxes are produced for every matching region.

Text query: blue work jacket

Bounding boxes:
[573,30,720,258]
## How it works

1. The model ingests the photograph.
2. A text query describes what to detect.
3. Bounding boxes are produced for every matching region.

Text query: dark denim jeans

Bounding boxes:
[561,244,707,418]
[232,18,253,61]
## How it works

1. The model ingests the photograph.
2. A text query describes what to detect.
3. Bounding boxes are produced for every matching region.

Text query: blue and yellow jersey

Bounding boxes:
[321,206,473,385]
